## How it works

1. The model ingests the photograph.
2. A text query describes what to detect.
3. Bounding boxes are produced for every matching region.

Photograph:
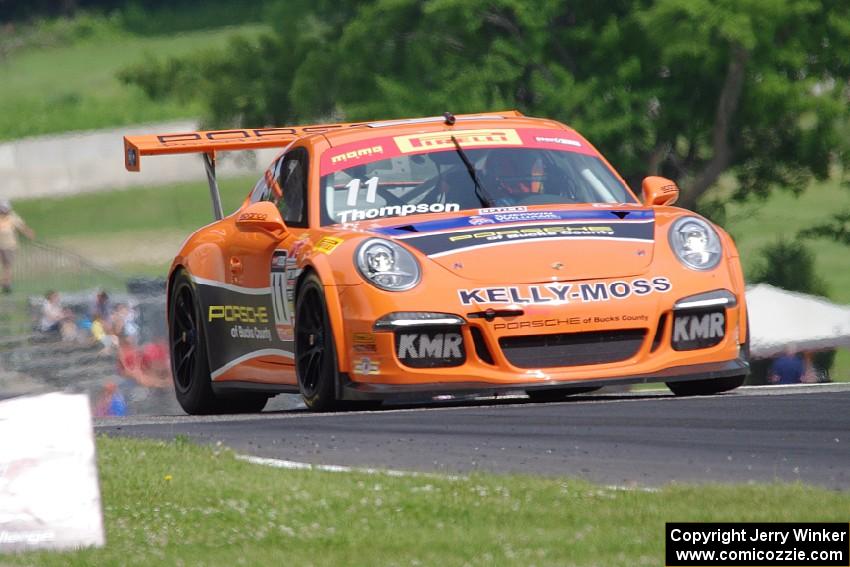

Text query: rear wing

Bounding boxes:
[123,124,365,220]
[122,111,523,219]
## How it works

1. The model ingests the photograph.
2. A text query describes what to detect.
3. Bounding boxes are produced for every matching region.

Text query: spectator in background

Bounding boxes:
[86,289,117,353]
[90,289,112,326]
[39,290,65,333]
[0,199,35,294]
[38,290,79,341]
[768,346,805,384]
[94,382,127,417]
[110,303,140,344]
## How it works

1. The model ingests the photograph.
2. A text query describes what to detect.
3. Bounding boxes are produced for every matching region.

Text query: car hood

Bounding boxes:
[370,206,656,283]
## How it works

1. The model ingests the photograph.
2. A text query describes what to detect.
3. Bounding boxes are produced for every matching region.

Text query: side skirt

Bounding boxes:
[211,381,300,396]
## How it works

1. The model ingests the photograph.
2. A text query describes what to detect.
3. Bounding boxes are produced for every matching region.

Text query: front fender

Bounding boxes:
[299,251,361,376]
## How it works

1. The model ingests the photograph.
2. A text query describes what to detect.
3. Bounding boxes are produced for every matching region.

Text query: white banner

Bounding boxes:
[0,393,105,552]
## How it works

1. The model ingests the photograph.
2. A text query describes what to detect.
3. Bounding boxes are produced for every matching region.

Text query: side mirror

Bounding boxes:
[641,176,679,207]
[235,201,288,240]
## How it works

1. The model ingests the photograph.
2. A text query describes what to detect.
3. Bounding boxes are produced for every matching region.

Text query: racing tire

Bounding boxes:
[666,374,745,397]
[295,273,341,412]
[526,386,601,402]
[169,270,220,415]
[170,271,270,414]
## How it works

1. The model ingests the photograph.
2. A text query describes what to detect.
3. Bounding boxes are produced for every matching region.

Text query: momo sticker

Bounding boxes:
[330,145,384,165]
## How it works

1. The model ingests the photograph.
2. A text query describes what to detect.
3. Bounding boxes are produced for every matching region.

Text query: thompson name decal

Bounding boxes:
[336,202,460,223]
[458,277,672,306]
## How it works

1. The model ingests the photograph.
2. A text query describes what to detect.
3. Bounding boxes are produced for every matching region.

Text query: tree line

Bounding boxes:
[120,0,849,221]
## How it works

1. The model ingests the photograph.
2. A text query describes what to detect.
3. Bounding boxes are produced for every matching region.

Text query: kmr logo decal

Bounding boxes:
[672,310,725,351]
[396,332,465,368]
[458,277,672,305]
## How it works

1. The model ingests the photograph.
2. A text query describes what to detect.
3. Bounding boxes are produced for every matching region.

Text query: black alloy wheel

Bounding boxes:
[170,270,218,414]
[170,271,268,414]
[295,274,340,411]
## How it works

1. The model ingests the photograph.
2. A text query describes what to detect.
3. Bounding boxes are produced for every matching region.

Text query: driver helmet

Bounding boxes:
[483,151,544,198]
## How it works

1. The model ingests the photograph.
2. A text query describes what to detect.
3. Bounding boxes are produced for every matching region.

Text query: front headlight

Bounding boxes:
[355,238,421,291]
[668,216,722,270]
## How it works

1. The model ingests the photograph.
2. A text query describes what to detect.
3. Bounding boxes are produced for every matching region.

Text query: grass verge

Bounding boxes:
[0,24,267,140]
[3,436,849,567]
[13,177,250,241]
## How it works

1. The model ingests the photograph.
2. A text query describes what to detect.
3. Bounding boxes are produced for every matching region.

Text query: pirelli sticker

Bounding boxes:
[394,129,522,153]
[397,220,654,258]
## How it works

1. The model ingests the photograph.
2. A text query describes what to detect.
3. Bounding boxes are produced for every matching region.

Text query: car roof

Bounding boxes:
[316,112,574,148]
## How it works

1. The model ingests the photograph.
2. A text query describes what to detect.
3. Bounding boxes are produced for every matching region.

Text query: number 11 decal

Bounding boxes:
[345,176,379,206]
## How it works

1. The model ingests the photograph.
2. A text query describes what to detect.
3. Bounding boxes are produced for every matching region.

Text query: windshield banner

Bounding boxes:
[319,128,598,176]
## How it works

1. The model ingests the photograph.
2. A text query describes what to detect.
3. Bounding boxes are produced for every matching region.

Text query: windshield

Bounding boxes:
[319,129,635,225]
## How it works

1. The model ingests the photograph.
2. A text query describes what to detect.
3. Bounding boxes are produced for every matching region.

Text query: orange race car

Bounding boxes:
[123,111,749,414]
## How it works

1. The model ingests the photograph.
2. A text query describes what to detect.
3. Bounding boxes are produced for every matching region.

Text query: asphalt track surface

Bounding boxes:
[96,384,850,489]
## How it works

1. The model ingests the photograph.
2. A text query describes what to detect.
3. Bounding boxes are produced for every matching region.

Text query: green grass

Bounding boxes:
[13,177,251,241]
[0,24,267,140]
[4,436,848,567]
[721,179,850,304]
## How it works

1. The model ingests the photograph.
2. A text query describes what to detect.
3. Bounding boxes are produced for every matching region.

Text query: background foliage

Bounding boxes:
[119,0,850,215]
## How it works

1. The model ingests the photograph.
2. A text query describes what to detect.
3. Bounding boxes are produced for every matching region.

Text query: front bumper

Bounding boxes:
[329,234,752,395]
[340,357,749,401]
